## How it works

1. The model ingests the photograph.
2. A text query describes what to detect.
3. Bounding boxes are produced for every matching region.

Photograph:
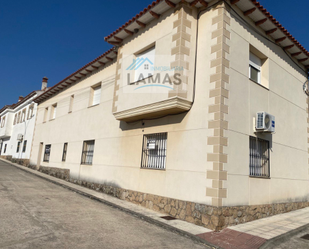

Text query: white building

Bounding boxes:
[0,77,48,164]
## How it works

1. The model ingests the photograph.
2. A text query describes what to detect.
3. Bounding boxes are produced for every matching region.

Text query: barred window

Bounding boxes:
[16,141,20,153]
[81,140,95,165]
[62,143,68,162]
[249,137,270,178]
[43,144,51,162]
[141,133,167,170]
[22,140,27,153]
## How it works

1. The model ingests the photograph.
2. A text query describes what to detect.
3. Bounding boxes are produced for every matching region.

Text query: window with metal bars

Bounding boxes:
[43,144,51,162]
[16,141,20,153]
[81,140,95,165]
[249,136,270,178]
[22,140,27,153]
[141,133,167,170]
[62,143,68,162]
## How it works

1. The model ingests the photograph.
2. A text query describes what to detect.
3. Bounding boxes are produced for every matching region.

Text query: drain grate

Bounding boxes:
[300,234,309,240]
[161,216,177,220]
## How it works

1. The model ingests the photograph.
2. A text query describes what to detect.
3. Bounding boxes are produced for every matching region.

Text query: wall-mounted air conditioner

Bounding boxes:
[256,112,275,133]
[17,134,23,141]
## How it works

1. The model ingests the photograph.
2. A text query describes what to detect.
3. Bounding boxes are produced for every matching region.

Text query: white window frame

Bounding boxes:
[249,52,262,84]
[134,46,155,82]
[91,84,101,106]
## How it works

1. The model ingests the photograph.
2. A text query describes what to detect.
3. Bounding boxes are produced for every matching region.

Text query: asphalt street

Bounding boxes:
[0,160,209,249]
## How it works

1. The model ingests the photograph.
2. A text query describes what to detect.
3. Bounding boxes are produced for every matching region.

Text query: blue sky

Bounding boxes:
[0,0,308,107]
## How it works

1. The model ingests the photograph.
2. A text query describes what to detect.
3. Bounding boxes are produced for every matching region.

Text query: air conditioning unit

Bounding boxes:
[256,112,275,133]
[17,134,23,141]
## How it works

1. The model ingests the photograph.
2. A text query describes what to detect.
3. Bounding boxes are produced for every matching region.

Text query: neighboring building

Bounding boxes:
[0,78,48,164]
[29,0,309,230]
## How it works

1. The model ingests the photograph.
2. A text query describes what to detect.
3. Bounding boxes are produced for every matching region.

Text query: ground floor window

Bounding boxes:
[22,140,27,153]
[81,140,95,165]
[16,141,20,153]
[249,136,270,178]
[3,144,7,154]
[43,144,51,162]
[141,133,167,170]
[62,143,68,162]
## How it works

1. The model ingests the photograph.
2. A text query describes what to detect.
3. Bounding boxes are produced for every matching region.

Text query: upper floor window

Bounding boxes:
[43,107,48,122]
[249,52,261,84]
[13,114,17,125]
[69,95,74,113]
[51,104,57,120]
[141,133,167,170]
[21,109,26,122]
[90,84,101,106]
[17,112,21,124]
[27,104,34,119]
[134,46,155,82]
[1,117,6,128]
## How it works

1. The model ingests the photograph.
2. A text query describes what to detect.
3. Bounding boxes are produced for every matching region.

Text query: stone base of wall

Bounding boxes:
[16,164,309,231]
[67,178,309,231]
[1,156,30,167]
[39,166,70,181]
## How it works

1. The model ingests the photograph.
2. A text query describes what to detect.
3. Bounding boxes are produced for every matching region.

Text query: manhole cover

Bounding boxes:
[300,234,309,240]
[161,216,177,220]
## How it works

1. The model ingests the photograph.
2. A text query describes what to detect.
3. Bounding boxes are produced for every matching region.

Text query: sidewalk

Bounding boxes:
[3,158,309,249]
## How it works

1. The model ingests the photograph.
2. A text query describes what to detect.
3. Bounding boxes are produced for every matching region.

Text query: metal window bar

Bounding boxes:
[249,137,270,177]
[43,145,51,162]
[141,133,167,170]
[62,143,68,162]
[81,140,95,165]
[22,140,27,153]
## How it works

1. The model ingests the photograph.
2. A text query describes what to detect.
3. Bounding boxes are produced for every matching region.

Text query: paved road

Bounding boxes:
[0,161,208,249]
[265,227,309,249]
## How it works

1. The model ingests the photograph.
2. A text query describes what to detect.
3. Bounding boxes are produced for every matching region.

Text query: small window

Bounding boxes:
[249,52,261,84]
[22,140,27,153]
[69,95,74,113]
[134,46,155,82]
[91,85,101,106]
[249,137,270,178]
[13,114,17,125]
[141,133,167,170]
[43,144,51,162]
[51,104,57,120]
[43,108,48,122]
[17,112,21,124]
[62,143,68,162]
[27,104,34,119]
[81,140,95,165]
[3,144,7,153]
[21,109,26,122]
[1,116,6,128]
[16,141,20,153]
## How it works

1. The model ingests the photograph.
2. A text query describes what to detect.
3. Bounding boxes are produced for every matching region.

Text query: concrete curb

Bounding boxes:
[259,222,309,249]
[1,158,221,249]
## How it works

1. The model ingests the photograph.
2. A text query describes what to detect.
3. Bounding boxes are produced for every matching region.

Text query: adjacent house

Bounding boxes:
[0,78,48,165]
[28,0,309,230]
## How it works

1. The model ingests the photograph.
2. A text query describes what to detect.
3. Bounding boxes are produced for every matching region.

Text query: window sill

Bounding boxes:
[88,104,99,109]
[140,167,166,171]
[249,79,269,91]
[249,175,270,179]
[80,163,92,166]
[43,161,49,163]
